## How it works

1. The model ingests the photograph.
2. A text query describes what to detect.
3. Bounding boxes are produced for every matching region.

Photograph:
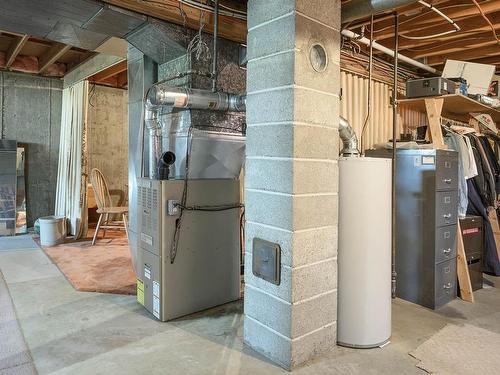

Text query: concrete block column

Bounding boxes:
[244,0,341,370]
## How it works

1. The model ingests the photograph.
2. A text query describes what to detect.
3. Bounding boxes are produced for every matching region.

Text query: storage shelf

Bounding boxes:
[398,94,500,123]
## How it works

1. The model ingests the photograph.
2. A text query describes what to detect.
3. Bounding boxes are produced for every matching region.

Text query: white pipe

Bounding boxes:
[341,28,439,74]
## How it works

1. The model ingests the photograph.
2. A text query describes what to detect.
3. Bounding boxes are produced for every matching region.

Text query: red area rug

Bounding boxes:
[42,232,136,295]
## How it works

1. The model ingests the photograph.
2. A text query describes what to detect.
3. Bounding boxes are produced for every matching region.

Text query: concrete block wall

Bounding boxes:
[87,85,128,213]
[0,71,62,226]
[244,0,341,369]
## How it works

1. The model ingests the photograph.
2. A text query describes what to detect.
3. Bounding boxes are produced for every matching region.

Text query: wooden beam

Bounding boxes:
[117,70,128,88]
[456,222,474,303]
[427,44,500,66]
[0,51,66,76]
[488,207,500,266]
[391,13,500,51]
[374,0,500,41]
[91,60,127,82]
[424,98,446,149]
[5,34,29,68]
[407,36,499,60]
[103,0,247,43]
[38,42,71,74]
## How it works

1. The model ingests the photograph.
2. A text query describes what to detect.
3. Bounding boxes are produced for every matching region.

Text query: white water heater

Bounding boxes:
[337,157,392,348]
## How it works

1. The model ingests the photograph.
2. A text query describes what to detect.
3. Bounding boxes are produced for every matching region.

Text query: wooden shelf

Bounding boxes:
[398,94,500,123]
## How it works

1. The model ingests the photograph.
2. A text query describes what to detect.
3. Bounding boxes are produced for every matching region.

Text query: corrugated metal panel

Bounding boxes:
[340,71,427,151]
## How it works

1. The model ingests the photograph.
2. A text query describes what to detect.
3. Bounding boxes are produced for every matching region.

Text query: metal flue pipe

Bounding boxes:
[144,84,246,179]
[339,117,360,157]
[342,0,419,23]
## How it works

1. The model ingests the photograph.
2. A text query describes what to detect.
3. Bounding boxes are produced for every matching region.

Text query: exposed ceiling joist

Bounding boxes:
[5,34,29,68]
[91,60,127,82]
[427,44,500,66]
[103,0,247,43]
[38,42,71,74]
[387,13,500,50]
[117,70,128,88]
[407,34,499,60]
[373,0,500,41]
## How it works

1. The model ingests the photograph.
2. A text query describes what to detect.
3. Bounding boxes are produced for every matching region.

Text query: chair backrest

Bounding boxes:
[90,168,112,210]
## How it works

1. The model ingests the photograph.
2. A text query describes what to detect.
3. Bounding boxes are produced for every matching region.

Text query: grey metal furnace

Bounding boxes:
[136,178,241,321]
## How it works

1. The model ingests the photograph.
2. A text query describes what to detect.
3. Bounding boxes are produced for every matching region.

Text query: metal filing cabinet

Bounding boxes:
[459,216,483,291]
[366,149,459,309]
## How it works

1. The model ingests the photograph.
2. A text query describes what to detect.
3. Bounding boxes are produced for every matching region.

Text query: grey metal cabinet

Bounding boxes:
[0,140,17,236]
[366,149,459,309]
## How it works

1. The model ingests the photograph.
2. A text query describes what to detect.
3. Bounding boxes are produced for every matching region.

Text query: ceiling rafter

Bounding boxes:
[372,0,500,41]
[384,13,500,51]
[38,42,72,74]
[427,44,500,66]
[91,60,127,82]
[5,34,29,68]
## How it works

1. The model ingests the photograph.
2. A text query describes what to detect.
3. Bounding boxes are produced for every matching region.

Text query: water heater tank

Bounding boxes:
[337,157,392,348]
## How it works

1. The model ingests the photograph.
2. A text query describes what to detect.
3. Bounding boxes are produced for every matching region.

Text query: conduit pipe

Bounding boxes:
[339,116,360,157]
[144,84,246,179]
[341,28,439,74]
[342,0,419,24]
[401,1,460,40]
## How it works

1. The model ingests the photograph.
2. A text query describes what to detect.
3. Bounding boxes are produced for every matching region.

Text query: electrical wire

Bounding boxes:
[470,0,500,44]
[179,0,247,20]
[175,203,244,211]
[399,0,460,40]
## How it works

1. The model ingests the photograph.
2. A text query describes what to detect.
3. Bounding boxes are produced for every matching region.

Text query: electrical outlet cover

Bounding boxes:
[252,238,281,285]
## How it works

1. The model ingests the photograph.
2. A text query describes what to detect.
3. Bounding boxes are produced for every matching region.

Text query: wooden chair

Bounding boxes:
[89,168,129,245]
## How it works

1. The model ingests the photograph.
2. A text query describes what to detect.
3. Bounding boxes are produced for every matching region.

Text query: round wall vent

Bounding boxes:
[309,43,328,72]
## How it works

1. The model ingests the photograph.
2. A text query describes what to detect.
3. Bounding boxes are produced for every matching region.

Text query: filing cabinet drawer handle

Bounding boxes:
[443,248,451,254]
[443,282,453,293]
[443,214,452,219]
[443,178,452,184]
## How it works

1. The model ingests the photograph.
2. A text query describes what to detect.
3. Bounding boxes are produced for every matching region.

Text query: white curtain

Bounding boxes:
[55,80,89,239]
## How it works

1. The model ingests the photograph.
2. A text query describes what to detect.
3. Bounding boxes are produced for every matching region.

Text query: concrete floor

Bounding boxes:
[1,236,500,374]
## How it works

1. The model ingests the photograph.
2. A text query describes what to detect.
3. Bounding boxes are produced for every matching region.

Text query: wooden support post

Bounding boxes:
[487,207,500,262]
[424,97,447,149]
[469,117,481,134]
[456,221,474,303]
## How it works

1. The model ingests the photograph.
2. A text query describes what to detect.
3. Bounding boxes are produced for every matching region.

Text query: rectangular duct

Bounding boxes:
[82,4,147,38]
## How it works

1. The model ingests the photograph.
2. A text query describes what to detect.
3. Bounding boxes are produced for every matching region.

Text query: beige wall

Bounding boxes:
[340,70,428,151]
[87,85,128,208]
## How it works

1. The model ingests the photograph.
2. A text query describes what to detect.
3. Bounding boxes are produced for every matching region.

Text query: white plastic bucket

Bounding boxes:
[39,216,66,246]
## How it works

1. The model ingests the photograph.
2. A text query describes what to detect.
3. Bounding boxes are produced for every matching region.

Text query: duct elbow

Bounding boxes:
[144,105,160,131]
[339,116,359,157]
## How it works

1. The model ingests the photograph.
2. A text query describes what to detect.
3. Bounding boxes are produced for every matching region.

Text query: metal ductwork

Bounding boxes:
[144,84,246,179]
[339,116,359,157]
[342,0,419,23]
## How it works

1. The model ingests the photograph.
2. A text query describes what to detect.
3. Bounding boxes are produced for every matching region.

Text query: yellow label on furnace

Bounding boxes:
[137,278,145,306]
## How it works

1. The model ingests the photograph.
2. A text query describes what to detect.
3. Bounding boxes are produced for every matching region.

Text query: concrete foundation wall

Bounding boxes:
[0,72,62,226]
[87,84,128,208]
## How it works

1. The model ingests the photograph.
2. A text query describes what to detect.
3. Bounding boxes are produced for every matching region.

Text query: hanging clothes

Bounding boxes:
[478,136,500,195]
[444,132,468,218]
[466,179,500,275]
[466,134,496,208]
[462,136,478,179]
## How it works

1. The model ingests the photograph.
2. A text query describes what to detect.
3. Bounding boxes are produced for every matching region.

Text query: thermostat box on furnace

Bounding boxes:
[406,77,455,98]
